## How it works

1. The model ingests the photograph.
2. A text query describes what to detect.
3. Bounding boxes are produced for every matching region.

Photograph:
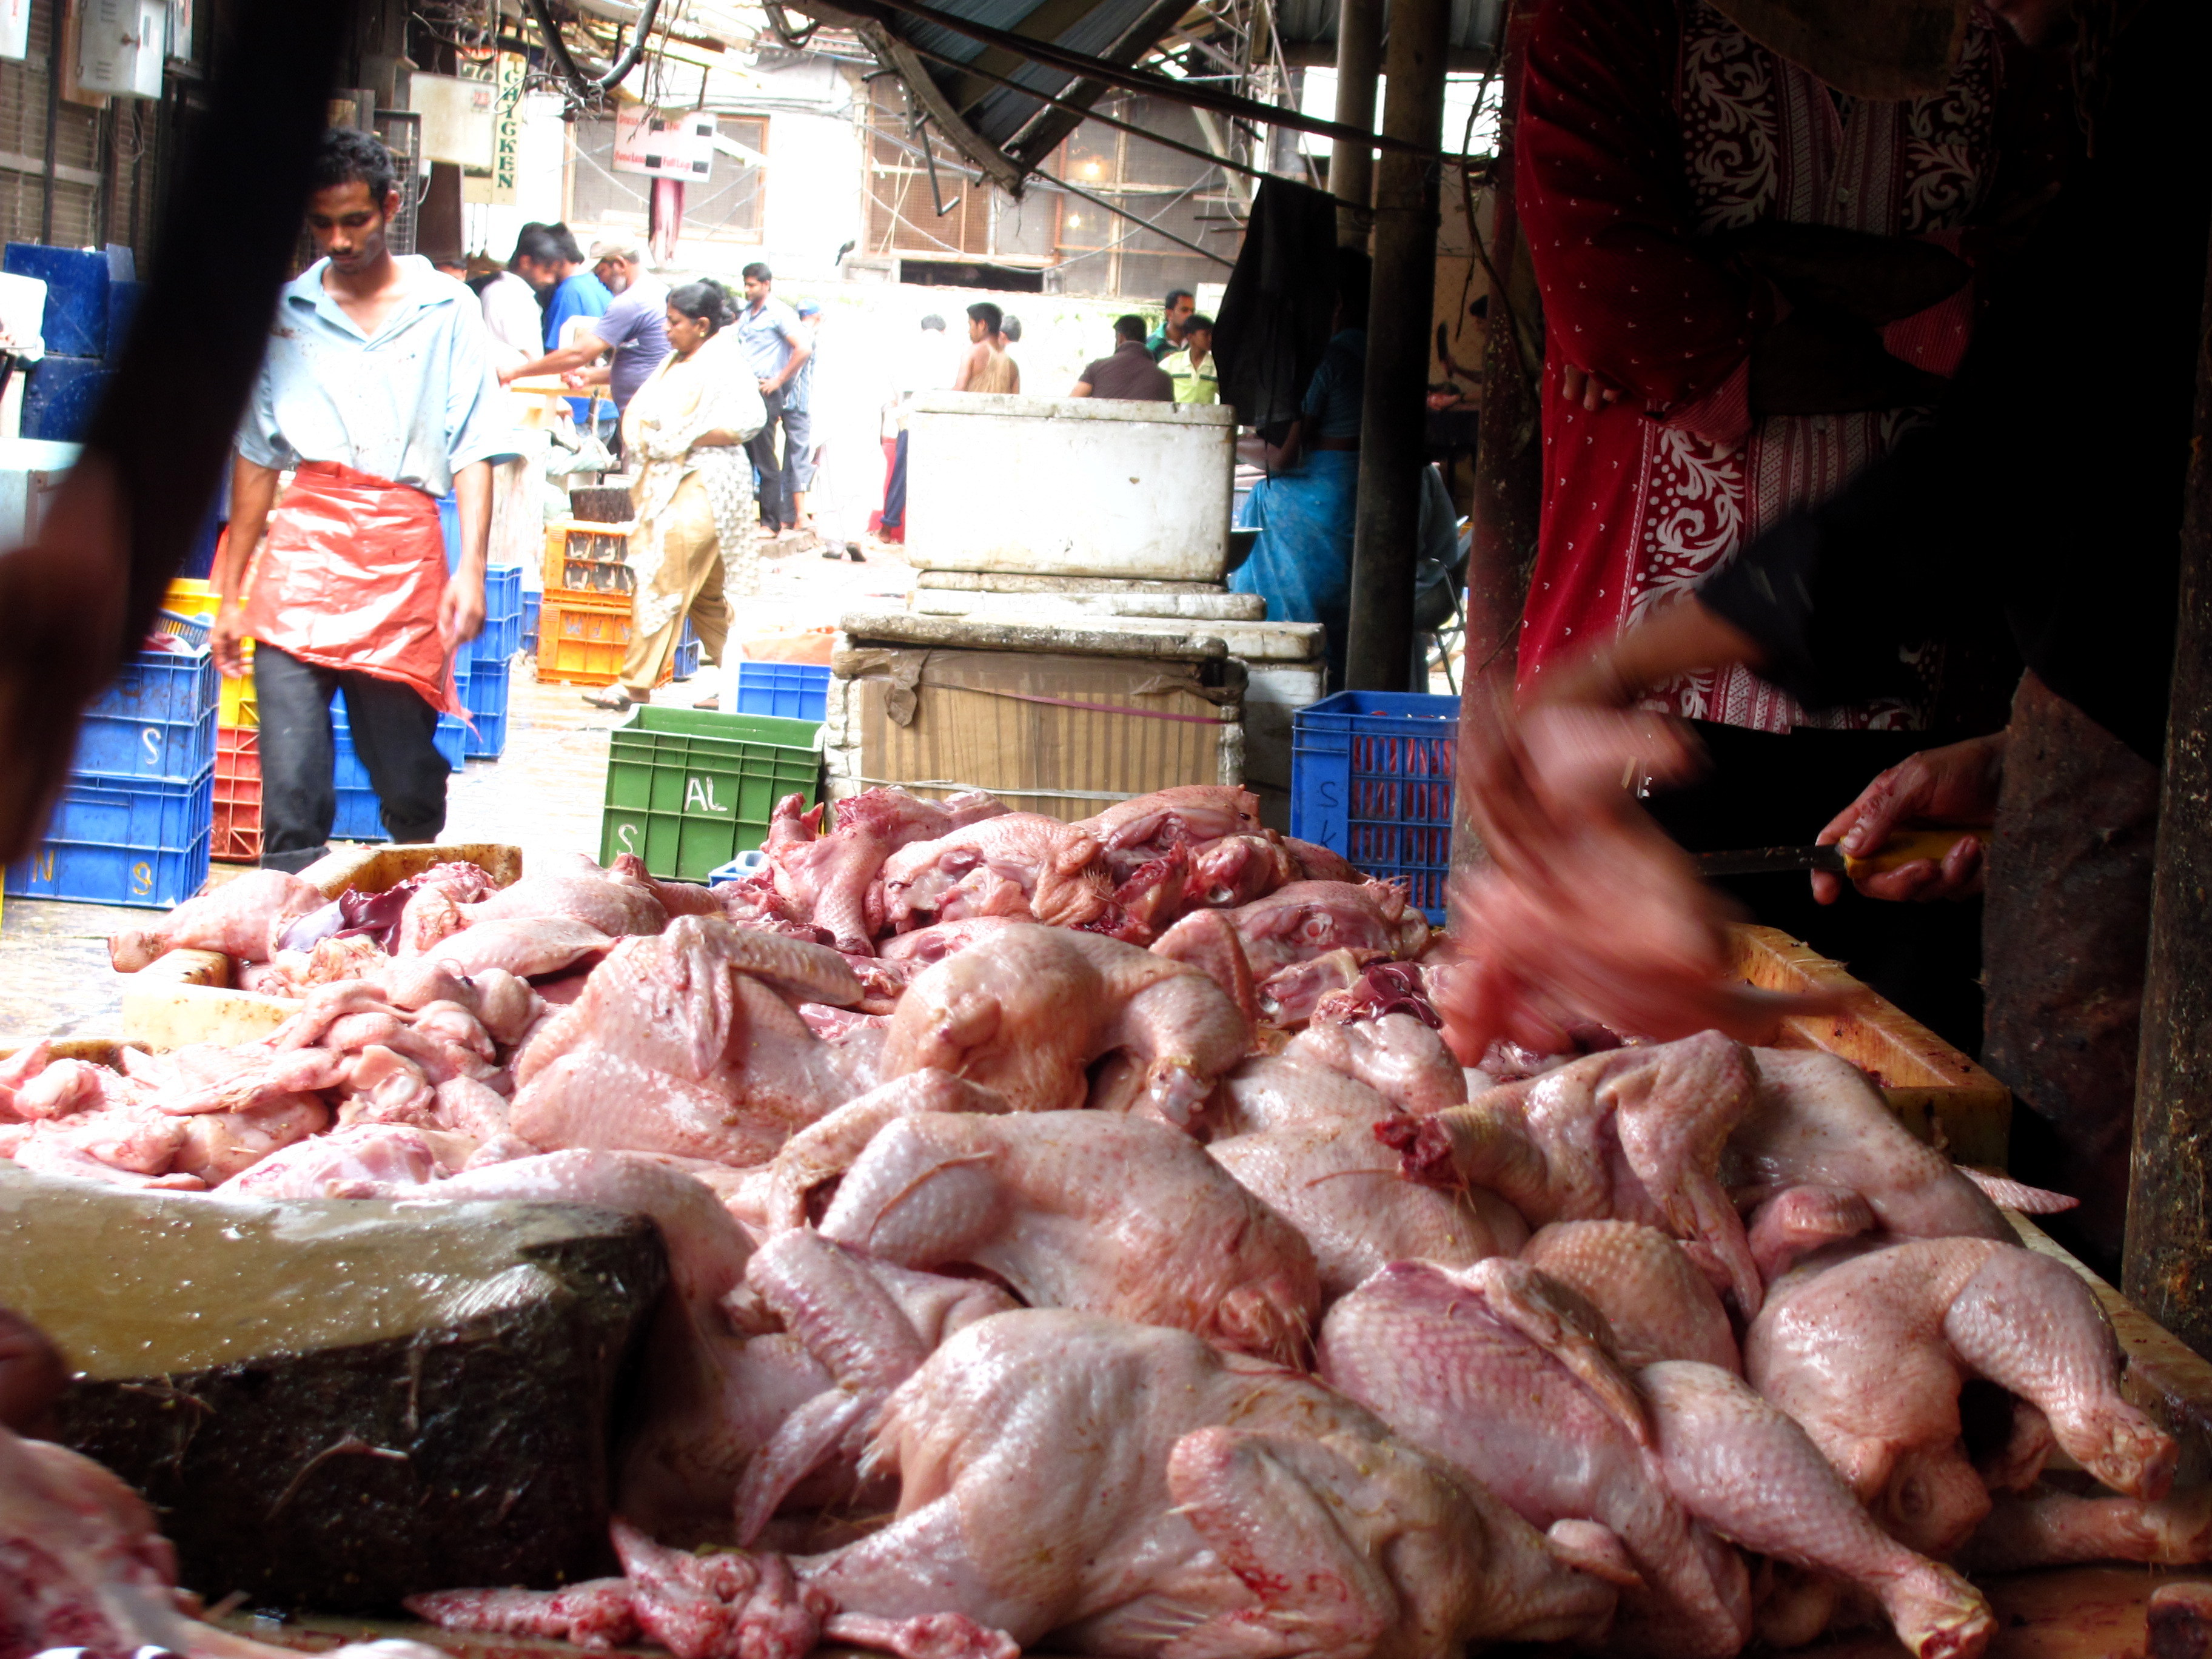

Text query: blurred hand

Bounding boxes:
[1560,363,1624,412]
[439,569,485,649]
[210,599,250,680]
[560,370,588,389]
[0,454,128,865]
[1811,731,2007,905]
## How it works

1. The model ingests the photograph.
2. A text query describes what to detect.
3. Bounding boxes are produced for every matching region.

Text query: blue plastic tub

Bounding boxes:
[8,765,213,908]
[674,620,700,681]
[734,661,828,721]
[105,279,143,360]
[463,659,510,759]
[1291,690,1460,924]
[330,694,467,842]
[4,244,110,357]
[472,564,524,662]
[22,354,115,443]
[75,645,217,784]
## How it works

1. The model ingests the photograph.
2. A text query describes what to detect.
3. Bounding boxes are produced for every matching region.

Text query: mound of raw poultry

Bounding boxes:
[3,783,2202,1659]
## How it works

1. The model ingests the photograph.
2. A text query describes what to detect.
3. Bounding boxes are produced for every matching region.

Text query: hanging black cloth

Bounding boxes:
[1213,177,1341,435]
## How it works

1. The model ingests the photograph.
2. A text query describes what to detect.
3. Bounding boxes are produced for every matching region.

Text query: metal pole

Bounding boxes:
[39,0,61,244]
[1329,0,1379,247]
[1342,0,1447,691]
[2122,217,2212,1355]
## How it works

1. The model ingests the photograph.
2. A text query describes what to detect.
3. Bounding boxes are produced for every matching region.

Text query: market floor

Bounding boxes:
[0,535,914,1048]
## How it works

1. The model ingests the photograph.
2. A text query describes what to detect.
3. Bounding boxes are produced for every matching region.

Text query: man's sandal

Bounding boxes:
[581,688,635,711]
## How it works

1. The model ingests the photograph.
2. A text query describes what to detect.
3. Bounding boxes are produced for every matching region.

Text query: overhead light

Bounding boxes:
[1078,158,1105,179]
[1066,213,1081,227]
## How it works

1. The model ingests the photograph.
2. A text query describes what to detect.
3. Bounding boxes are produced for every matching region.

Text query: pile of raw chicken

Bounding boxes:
[6,783,2208,1659]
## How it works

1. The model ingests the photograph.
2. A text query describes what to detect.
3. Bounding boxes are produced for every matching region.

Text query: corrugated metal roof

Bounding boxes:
[900,0,1169,145]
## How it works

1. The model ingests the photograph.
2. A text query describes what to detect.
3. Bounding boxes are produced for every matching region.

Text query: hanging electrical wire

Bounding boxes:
[528,0,665,102]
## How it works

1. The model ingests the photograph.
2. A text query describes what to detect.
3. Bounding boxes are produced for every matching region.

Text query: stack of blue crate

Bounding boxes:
[434,494,523,759]
[7,638,216,907]
[466,563,524,757]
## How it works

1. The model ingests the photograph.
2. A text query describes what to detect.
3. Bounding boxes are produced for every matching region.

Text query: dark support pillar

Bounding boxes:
[2123,226,2212,1352]
[1328,0,1381,247]
[1342,0,1449,692]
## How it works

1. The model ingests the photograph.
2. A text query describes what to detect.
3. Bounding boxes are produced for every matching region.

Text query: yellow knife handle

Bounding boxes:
[1842,826,1986,879]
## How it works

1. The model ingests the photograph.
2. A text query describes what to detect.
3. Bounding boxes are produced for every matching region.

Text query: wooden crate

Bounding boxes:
[1731,923,2011,1167]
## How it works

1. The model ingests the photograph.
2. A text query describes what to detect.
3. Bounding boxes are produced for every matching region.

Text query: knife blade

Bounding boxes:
[1694,827,1983,880]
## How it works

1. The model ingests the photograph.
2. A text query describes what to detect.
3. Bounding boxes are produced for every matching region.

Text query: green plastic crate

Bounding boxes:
[598,705,822,880]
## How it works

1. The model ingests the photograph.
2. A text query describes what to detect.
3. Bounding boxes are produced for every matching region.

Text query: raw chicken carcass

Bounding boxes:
[429,916,615,980]
[818,1109,1321,1364]
[737,1069,1014,1233]
[107,868,325,971]
[1745,1238,2180,1560]
[512,919,869,1166]
[729,1228,1017,1541]
[761,788,1006,953]
[1287,1010,1466,1115]
[1319,1259,1993,1659]
[1209,1118,1524,1298]
[414,1310,1620,1659]
[1731,1050,2009,1277]
[1188,833,1295,908]
[873,917,1022,968]
[1159,879,1430,980]
[880,923,1248,1122]
[451,851,669,939]
[1386,1029,1766,1317]
[879,814,1116,933]
[1076,785,1263,878]
[1521,1221,1739,1372]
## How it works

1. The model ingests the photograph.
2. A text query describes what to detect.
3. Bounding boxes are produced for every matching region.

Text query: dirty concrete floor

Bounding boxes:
[0,536,914,1046]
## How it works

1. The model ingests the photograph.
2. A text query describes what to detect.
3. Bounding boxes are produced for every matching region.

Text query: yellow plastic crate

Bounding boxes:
[167,580,257,728]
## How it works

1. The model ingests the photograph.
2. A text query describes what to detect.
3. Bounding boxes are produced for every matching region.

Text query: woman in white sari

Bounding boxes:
[585,280,767,710]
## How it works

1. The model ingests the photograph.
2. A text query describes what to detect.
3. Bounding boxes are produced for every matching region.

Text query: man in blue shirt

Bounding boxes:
[736,261,812,538]
[781,298,822,539]
[210,127,510,871]
[512,223,608,426]
[496,236,669,457]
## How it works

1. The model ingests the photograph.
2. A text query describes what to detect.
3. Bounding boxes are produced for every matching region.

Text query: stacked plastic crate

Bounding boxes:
[7,621,217,907]
[465,563,523,757]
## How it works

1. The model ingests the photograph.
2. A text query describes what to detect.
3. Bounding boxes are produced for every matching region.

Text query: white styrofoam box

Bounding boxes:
[909,588,1266,623]
[1242,660,1329,833]
[0,437,78,547]
[904,392,1235,583]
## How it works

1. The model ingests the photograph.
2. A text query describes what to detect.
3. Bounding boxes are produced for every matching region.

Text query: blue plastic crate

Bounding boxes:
[329,694,466,842]
[22,354,114,443]
[734,661,828,721]
[463,659,510,759]
[521,592,541,654]
[8,765,212,908]
[4,244,110,357]
[1291,690,1460,924]
[472,564,524,663]
[674,620,700,681]
[75,645,216,783]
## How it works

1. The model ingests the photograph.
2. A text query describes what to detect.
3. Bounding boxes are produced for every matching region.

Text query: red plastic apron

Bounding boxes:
[243,460,460,715]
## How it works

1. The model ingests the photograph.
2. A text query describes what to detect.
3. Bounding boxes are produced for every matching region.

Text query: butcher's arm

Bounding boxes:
[1518,0,1758,437]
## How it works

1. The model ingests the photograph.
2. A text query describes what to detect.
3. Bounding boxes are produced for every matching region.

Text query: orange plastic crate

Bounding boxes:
[537,587,672,688]
[213,724,261,863]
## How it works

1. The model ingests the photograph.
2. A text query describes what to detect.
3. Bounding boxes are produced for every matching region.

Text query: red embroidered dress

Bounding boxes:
[1513,0,2003,730]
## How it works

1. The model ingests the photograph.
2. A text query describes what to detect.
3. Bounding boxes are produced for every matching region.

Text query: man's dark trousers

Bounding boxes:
[254,643,450,873]
[748,383,788,530]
